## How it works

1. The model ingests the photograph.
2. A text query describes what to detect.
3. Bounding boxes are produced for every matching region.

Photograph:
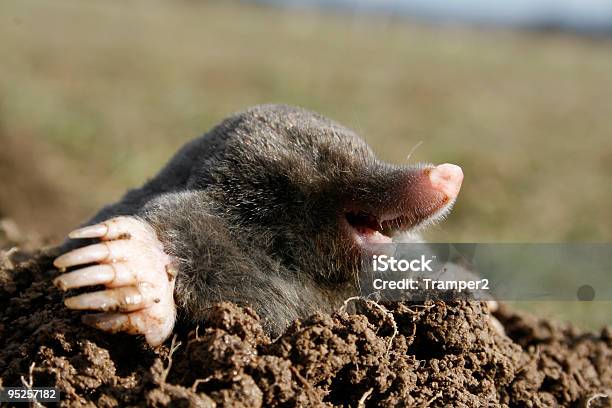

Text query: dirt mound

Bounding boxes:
[1,245,610,407]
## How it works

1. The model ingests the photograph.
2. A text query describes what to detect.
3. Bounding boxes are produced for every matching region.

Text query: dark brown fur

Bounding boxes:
[74,104,434,335]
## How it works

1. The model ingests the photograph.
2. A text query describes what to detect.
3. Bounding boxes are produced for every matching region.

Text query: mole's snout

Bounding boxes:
[345,162,464,245]
[428,163,463,200]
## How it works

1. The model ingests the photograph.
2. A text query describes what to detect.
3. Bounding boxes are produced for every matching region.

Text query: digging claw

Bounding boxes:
[68,218,136,241]
[64,283,155,312]
[54,243,113,269]
[486,300,499,313]
[54,264,115,290]
[82,313,132,333]
[69,223,109,239]
[53,216,176,346]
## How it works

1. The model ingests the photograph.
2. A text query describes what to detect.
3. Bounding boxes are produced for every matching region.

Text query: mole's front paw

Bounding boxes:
[53,216,176,346]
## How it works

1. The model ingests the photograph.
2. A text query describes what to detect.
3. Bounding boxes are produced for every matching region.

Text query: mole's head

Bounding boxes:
[208,105,463,281]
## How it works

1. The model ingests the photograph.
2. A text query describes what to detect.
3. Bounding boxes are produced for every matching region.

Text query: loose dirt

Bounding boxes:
[0,231,610,407]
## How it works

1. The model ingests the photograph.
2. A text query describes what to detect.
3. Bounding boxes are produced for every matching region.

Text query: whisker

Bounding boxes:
[405,140,424,162]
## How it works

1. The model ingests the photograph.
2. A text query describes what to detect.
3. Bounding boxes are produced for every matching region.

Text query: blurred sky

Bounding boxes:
[256,0,612,34]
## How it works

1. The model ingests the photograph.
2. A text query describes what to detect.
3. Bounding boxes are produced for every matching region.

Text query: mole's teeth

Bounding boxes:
[69,223,109,239]
[64,284,154,312]
[53,264,115,291]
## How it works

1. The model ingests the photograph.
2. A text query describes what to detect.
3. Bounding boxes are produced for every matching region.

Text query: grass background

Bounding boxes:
[1,0,610,327]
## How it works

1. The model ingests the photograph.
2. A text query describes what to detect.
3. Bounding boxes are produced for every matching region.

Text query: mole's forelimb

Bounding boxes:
[54,191,340,345]
[53,216,177,346]
[52,104,471,346]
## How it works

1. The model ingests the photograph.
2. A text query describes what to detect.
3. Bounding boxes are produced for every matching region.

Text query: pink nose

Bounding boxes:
[428,163,463,199]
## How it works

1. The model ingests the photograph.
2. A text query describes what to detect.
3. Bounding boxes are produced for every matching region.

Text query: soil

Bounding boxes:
[0,228,610,407]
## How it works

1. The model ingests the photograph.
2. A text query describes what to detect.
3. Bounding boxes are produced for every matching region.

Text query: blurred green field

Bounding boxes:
[0,0,610,327]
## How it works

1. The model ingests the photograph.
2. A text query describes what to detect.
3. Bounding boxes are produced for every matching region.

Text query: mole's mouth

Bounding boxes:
[344,211,414,245]
[343,163,463,248]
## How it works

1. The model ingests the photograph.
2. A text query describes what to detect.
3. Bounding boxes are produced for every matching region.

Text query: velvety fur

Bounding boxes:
[74,104,433,335]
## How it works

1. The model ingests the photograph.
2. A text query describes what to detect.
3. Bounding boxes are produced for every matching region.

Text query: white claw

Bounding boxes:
[68,217,141,241]
[82,312,172,346]
[69,223,109,239]
[54,243,110,269]
[489,315,506,336]
[82,313,132,333]
[54,216,176,346]
[486,300,499,313]
[53,263,138,290]
[53,264,115,291]
[64,284,155,312]
[53,240,133,269]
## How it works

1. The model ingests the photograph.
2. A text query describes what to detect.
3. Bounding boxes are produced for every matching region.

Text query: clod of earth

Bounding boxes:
[1,243,610,407]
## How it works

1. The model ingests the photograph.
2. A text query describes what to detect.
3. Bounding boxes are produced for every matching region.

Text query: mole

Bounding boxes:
[52,104,465,346]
